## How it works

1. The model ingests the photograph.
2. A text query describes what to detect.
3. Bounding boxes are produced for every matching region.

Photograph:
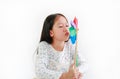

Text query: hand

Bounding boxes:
[60,64,75,79]
[67,64,83,79]
[73,68,83,79]
[60,64,83,79]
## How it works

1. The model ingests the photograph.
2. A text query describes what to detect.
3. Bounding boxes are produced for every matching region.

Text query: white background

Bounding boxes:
[0,0,120,79]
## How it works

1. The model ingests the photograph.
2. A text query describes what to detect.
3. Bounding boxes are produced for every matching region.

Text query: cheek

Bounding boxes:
[54,31,63,38]
[55,29,63,33]
[53,29,64,36]
[55,32,62,36]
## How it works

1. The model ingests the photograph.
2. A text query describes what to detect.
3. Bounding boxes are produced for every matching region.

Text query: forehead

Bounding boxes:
[54,15,68,24]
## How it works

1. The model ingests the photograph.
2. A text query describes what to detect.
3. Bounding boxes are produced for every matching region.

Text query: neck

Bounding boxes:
[51,41,65,51]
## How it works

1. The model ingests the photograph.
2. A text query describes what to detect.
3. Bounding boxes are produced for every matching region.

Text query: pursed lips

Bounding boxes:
[65,32,70,36]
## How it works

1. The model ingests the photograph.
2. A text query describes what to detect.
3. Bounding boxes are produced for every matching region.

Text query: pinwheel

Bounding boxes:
[69,17,79,67]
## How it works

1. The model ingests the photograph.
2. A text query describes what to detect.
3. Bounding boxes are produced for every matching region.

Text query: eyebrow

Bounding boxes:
[57,23,69,25]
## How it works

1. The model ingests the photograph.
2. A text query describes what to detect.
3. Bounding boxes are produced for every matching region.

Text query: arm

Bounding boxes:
[35,45,63,79]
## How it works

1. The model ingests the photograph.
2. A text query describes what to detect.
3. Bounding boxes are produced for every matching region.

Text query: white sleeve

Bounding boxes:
[35,44,63,79]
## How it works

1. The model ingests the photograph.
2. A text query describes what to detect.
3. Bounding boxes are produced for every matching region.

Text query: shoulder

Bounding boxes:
[37,41,50,53]
[38,41,49,48]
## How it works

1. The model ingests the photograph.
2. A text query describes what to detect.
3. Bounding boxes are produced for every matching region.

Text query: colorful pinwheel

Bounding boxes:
[69,17,79,67]
[69,17,78,44]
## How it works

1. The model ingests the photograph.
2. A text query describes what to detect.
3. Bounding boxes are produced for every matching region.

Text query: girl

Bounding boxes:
[35,13,87,79]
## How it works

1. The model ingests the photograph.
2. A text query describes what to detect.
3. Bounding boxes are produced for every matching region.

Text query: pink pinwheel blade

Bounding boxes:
[70,21,76,29]
[73,17,78,28]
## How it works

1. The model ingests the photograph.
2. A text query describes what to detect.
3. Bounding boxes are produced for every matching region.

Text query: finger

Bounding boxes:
[78,76,82,79]
[72,77,77,79]
[74,72,79,79]
[79,73,83,77]
[70,64,76,72]
[75,68,79,72]
[74,72,82,79]
[78,73,83,79]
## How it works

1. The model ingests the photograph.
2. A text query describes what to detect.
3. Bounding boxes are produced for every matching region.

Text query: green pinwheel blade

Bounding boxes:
[69,26,76,36]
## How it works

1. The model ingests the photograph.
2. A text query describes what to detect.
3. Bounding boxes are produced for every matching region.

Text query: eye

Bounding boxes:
[66,25,69,27]
[59,26,63,28]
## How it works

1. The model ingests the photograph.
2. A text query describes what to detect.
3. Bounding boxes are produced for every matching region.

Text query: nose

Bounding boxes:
[63,26,69,32]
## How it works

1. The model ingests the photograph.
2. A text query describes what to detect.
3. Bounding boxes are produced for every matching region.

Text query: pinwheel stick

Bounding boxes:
[74,28,79,68]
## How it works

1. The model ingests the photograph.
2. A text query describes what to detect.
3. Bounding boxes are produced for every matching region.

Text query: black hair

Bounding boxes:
[40,13,68,44]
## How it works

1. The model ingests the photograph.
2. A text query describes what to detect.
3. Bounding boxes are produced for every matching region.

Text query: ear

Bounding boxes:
[50,30,54,37]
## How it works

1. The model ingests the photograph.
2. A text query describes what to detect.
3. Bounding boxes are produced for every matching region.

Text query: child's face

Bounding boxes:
[50,16,70,42]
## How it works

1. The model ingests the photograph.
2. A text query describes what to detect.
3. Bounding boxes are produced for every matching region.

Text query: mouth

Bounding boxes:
[65,32,69,36]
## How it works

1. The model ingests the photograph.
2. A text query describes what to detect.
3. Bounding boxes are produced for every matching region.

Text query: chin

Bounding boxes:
[64,38,69,42]
[65,39,69,42]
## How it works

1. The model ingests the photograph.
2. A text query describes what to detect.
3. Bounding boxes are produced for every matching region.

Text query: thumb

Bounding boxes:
[69,63,76,71]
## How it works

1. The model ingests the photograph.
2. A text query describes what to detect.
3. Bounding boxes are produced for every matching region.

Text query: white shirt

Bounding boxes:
[35,41,87,79]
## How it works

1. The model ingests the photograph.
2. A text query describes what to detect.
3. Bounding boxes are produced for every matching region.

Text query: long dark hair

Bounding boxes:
[40,13,68,44]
